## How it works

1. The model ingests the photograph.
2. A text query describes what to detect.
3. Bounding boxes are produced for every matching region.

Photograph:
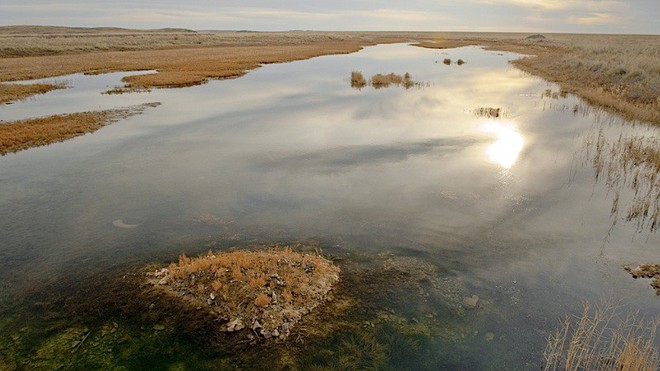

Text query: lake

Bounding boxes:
[0,43,658,369]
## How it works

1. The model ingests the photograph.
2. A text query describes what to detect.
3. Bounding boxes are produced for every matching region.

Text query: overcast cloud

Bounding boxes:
[0,0,657,34]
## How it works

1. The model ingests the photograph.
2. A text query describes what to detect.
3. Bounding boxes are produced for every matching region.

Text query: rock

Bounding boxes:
[210,293,216,300]
[463,295,480,309]
[272,329,280,337]
[153,324,165,331]
[226,318,244,332]
[525,34,546,40]
[157,276,169,285]
[485,332,495,341]
[252,320,262,331]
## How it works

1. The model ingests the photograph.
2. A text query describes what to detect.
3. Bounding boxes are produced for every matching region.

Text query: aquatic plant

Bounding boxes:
[474,107,502,118]
[147,246,340,340]
[457,59,465,65]
[443,58,451,65]
[350,72,423,90]
[544,302,659,371]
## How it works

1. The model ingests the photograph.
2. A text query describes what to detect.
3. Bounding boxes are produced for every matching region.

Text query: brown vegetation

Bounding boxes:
[351,71,367,88]
[544,302,659,371]
[1,29,657,125]
[0,103,159,155]
[443,58,451,65]
[146,247,340,340]
[474,107,502,118]
[351,72,423,90]
[625,264,660,295]
[0,82,66,104]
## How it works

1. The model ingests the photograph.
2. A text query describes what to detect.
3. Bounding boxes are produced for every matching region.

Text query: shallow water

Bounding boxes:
[0,44,658,369]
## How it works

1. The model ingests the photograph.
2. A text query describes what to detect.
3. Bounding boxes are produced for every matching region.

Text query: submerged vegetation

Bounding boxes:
[147,247,340,340]
[544,302,659,371]
[0,102,159,155]
[584,128,660,232]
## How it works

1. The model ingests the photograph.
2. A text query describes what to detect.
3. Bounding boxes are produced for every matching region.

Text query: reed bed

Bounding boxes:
[544,302,659,371]
[0,102,159,155]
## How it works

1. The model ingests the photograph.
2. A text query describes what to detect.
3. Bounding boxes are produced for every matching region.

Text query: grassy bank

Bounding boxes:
[0,103,159,155]
[416,33,660,124]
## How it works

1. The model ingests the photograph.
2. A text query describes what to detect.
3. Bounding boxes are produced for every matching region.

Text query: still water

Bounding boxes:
[0,44,658,369]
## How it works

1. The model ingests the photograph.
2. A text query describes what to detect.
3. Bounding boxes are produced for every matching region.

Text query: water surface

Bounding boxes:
[0,44,658,369]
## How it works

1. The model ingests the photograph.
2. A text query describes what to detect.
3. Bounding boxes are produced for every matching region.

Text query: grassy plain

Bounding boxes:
[1,28,658,125]
[0,28,658,157]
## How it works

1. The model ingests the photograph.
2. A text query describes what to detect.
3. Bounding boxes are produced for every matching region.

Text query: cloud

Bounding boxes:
[477,0,628,12]
[568,12,622,25]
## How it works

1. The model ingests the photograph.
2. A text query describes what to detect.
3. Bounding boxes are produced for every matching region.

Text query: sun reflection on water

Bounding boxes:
[482,121,524,168]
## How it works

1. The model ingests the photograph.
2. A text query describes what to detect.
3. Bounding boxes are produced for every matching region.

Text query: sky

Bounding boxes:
[1,0,658,34]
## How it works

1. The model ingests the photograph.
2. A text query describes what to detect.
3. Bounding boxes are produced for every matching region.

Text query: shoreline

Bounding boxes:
[1,31,658,125]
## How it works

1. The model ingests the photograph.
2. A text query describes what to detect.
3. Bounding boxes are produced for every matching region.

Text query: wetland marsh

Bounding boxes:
[0,43,658,369]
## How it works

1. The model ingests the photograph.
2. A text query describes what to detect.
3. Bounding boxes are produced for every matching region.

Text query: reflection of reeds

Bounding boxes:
[584,128,660,232]
[544,302,659,371]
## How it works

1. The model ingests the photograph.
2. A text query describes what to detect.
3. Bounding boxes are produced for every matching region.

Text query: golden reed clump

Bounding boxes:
[147,247,340,340]
[544,302,658,371]
[0,102,159,155]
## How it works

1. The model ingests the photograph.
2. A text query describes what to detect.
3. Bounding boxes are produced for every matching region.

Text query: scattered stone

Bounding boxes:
[112,219,139,229]
[624,264,660,295]
[226,318,245,332]
[485,332,495,341]
[146,247,339,341]
[463,295,480,309]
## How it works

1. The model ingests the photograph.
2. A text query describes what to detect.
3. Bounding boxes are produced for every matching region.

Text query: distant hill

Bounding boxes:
[0,25,197,34]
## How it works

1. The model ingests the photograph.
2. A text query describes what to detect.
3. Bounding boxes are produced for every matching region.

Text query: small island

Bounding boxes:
[146,247,340,340]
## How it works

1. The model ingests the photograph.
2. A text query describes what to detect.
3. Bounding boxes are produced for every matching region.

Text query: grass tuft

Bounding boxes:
[544,302,659,371]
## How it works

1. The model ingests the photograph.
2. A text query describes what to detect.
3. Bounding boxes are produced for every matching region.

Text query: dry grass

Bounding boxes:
[351,71,367,88]
[1,29,657,124]
[147,247,340,340]
[351,72,424,90]
[0,82,66,104]
[584,128,660,232]
[544,302,659,371]
[0,103,158,155]
[474,107,503,118]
